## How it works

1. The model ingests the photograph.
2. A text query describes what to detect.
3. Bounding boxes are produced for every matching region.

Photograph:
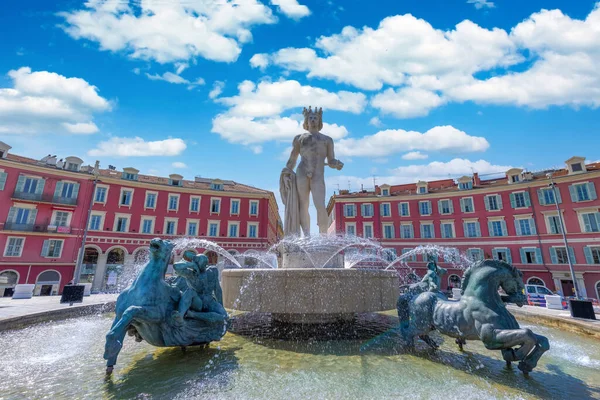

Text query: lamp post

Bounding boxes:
[73,161,100,285]
[547,173,582,299]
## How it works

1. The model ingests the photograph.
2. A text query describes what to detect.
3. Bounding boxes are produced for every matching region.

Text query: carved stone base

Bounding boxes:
[280,244,344,269]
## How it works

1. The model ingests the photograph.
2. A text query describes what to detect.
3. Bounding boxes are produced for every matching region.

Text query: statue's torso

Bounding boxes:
[297,132,329,178]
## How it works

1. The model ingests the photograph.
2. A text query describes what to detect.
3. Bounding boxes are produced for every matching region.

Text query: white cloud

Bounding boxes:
[172,161,188,169]
[402,151,428,160]
[0,66,110,134]
[369,116,383,127]
[271,0,310,20]
[146,71,205,89]
[59,0,277,65]
[209,81,226,99]
[335,125,489,158]
[371,87,446,118]
[249,53,270,70]
[88,137,187,156]
[218,79,366,117]
[467,0,495,10]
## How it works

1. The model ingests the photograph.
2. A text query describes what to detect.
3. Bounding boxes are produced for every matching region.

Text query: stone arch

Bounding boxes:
[132,247,150,264]
[36,270,62,295]
[448,274,462,289]
[84,244,103,255]
[204,250,218,265]
[0,270,20,297]
[527,276,546,287]
[105,245,129,256]
[36,269,61,283]
[243,249,259,267]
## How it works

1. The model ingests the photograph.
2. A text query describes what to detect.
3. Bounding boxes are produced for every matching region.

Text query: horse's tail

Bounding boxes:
[397,293,411,329]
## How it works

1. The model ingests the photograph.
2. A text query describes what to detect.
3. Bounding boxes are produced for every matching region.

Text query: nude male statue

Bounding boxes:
[283,106,344,235]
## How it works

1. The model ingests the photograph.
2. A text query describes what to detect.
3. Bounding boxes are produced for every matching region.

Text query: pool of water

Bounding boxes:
[1,313,599,400]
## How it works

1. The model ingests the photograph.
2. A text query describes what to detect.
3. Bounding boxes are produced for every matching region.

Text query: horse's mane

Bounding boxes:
[460,259,520,295]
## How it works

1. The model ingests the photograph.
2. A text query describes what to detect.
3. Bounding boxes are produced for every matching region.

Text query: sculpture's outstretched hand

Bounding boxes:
[329,160,344,170]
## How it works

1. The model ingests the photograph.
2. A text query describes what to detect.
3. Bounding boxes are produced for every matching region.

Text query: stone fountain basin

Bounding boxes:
[222,268,399,323]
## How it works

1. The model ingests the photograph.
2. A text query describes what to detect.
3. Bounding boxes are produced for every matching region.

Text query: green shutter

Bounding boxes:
[514,219,522,236]
[568,247,576,264]
[475,222,481,237]
[460,198,465,212]
[550,248,558,264]
[534,248,542,264]
[72,183,80,200]
[449,200,454,213]
[510,193,516,209]
[555,188,562,204]
[497,195,503,210]
[520,248,526,263]
[427,201,432,214]
[583,214,592,232]
[506,249,512,264]
[537,189,545,205]
[569,185,577,202]
[35,178,45,195]
[7,207,17,222]
[492,249,498,260]
[41,240,49,257]
[437,200,442,214]
[462,222,468,237]
[27,209,37,225]
[54,181,64,198]
[524,192,531,207]
[501,221,508,236]
[584,247,593,264]
[420,224,424,238]
[484,196,490,211]
[588,182,597,200]
[488,221,493,236]
[530,218,537,235]
[15,175,25,192]
[0,172,7,191]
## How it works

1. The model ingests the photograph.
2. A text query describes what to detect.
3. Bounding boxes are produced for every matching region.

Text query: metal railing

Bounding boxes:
[3,221,72,233]
[11,191,78,206]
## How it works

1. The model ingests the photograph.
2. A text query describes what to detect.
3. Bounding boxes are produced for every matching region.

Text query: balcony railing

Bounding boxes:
[3,221,72,234]
[11,191,78,206]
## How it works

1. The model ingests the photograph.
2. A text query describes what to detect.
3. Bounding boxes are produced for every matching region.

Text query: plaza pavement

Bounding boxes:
[507,304,600,338]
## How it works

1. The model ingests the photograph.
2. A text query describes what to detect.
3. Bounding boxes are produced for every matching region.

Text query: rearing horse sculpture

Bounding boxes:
[397,259,549,374]
[104,238,227,374]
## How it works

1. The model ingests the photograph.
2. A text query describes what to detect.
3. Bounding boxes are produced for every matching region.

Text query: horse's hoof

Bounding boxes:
[518,361,532,375]
[181,346,187,353]
[506,361,512,368]
[106,366,114,375]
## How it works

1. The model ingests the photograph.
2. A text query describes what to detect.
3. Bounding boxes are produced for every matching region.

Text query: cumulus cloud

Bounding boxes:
[0,66,110,135]
[467,0,495,9]
[402,151,428,160]
[335,126,489,158]
[369,116,383,127]
[249,53,270,70]
[371,87,446,118]
[88,137,187,156]
[172,161,188,169]
[271,0,310,20]
[59,0,277,65]
[209,81,226,99]
[146,71,205,89]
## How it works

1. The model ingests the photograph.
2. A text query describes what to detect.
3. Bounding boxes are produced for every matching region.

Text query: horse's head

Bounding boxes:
[193,254,209,272]
[148,238,175,261]
[461,260,527,306]
[495,261,527,307]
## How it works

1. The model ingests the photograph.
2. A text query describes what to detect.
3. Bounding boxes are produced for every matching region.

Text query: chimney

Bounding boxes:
[473,172,480,186]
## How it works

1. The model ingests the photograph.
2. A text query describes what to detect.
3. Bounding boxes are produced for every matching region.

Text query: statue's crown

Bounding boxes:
[302,106,322,117]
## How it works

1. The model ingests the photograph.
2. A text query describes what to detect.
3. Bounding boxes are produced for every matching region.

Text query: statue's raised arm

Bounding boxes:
[326,136,343,171]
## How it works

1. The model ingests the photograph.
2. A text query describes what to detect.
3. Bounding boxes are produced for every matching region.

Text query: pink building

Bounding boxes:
[327,156,600,300]
[0,141,282,296]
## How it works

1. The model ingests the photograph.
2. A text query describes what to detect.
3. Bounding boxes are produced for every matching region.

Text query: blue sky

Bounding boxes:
[1,0,599,206]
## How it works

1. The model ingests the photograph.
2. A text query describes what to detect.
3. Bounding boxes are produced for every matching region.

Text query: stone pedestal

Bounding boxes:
[280,244,344,269]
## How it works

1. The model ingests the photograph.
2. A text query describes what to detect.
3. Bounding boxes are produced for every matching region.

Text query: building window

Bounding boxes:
[438,200,452,214]
[383,224,394,239]
[120,190,132,206]
[421,223,433,239]
[511,192,529,208]
[95,187,107,203]
[169,179,181,187]
[208,222,219,237]
[489,220,506,237]
[492,248,511,263]
[538,188,558,205]
[511,175,520,183]
[401,248,417,262]
[399,202,409,216]
[570,182,596,202]
[190,197,200,212]
[188,222,198,236]
[4,237,24,257]
[168,195,179,211]
[59,182,77,199]
[547,215,562,234]
[142,219,153,234]
[467,248,483,262]
[0,171,7,191]
[89,215,102,231]
[380,203,391,217]
[123,172,137,181]
[211,199,221,213]
[418,186,427,194]
[383,248,397,262]
[116,217,129,232]
[459,197,473,213]
[228,223,239,237]
[52,211,70,227]
[382,188,389,196]
[516,218,535,236]
[165,220,176,235]
[520,248,540,264]
[248,224,258,238]
[42,240,63,257]
[231,200,240,215]
[464,221,480,238]
[249,201,259,216]
[571,163,583,172]
[346,223,356,236]
[459,181,473,190]
[400,224,414,239]
[584,247,600,264]
[22,177,39,194]
[485,195,501,211]
[145,193,157,209]
[581,212,600,232]
[363,224,373,238]
[211,182,223,190]
[361,204,374,217]
[441,223,454,238]
[550,247,574,264]
[419,201,431,216]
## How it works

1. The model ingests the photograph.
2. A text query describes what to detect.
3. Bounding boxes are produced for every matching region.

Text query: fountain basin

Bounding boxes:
[222,268,399,323]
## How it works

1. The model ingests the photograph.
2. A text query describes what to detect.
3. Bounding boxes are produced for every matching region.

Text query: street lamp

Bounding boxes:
[546,172,581,299]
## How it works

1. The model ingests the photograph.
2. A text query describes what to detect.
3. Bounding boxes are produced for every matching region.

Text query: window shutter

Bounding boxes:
[343,205,348,217]
[497,195,503,210]
[524,192,531,207]
[409,224,414,238]
[501,221,508,236]
[569,185,577,202]
[492,249,498,260]
[427,201,432,214]
[595,213,600,230]
[437,200,442,214]
[72,183,80,200]
[537,189,545,205]
[41,240,49,257]
[584,247,593,264]
[506,249,512,264]
[475,222,481,237]
[0,172,7,191]
[534,248,542,264]
[27,209,37,225]
[555,188,562,204]
[449,200,454,213]
[568,247,576,264]
[484,196,490,211]
[514,219,522,236]
[460,198,465,212]
[520,248,526,264]
[530,218,537,235]
[588,182,597,200]
[550,247,558,264]
[583,214,593,232]
[510,193,516,209]
[462,222,468,237]
[54,181,64,198]
[487,221,493,236]
[35,178,45,195]
[7,207,17,222]
[15,175,26,192]
[420,224,424,238]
